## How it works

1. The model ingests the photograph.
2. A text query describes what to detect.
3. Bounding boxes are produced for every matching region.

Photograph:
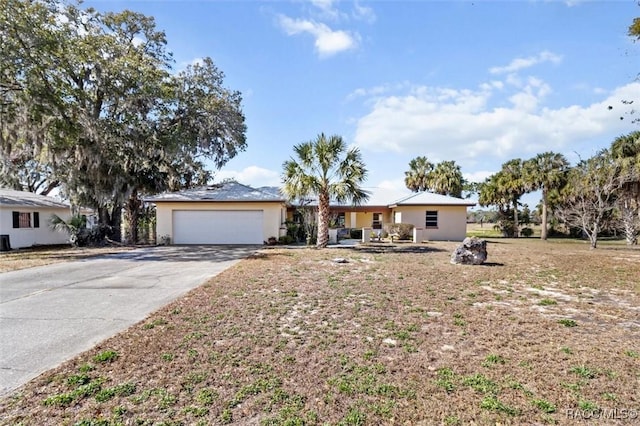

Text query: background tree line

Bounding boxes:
[405,130,639,249]
[476,132,639,248]
[1,0,247,243]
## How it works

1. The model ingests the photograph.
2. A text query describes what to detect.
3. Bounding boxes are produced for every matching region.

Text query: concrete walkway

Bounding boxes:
[0,245,257,396]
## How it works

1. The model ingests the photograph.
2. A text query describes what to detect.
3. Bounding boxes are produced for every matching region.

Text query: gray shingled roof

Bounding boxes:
[0,188,70,209]
[144,182,285,202]
[389,191,476,206]
[293,188,475,208]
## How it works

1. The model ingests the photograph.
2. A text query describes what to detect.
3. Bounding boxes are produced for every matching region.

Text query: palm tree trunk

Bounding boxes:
[513,197,519,238]
[541,189,548,240]
[317,191,330,248]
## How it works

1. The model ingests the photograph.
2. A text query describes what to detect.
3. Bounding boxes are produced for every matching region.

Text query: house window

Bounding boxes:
[372,213,383,229]
[425,210,438,228]
[336,212,345,227]
[393,211,401,224]
[13,211,39,229]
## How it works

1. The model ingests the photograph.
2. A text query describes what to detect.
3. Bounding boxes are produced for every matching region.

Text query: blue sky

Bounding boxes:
[88,0,640,207]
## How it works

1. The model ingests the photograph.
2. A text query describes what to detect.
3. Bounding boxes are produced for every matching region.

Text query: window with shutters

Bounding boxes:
[425,210,438,228]
[12,211,39,228]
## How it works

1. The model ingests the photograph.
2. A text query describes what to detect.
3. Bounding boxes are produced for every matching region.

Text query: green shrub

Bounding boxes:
[520,227,534,237]
[349,229,363,239]
[385,223,414,240]
[278,235,294,245]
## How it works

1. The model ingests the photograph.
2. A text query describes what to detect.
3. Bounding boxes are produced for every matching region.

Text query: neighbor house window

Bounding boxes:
[425,210,438,228]
[12,211,39,229]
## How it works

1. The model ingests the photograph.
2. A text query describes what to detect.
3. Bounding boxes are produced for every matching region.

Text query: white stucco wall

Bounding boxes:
[392,205,469,241]
[0,206,72,249]
[155,202,286,244]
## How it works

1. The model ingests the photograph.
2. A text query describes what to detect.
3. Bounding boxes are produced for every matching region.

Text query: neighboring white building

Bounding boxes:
[0,189,72,250]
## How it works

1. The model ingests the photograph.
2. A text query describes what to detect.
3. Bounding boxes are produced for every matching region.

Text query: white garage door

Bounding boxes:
[173,210,263,244]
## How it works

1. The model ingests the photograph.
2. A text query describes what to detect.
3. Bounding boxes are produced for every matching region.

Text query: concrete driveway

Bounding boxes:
[0,245,257,396]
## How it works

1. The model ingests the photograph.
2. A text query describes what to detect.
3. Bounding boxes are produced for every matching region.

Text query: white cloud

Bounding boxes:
[346,81,411,101]
[353,0,376,23]
[353,80,640,169]
[489,51,563,75]
[464,171,493,184]
[278,15,359,57]
[309,0,341,20]
[216,166,281,187]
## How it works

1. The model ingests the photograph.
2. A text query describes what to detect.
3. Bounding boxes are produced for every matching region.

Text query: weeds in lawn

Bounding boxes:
[480,395,520,416]
[93,350,119,363]
[570,365,598,379]
[531,398,557,413]
[143,318,168,329]
[578,400,599,411]
[558,318,577,327]
[482,354,506,367]
[435,368,456,393]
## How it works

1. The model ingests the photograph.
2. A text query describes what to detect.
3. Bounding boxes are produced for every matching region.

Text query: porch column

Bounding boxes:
[350,212,357,228]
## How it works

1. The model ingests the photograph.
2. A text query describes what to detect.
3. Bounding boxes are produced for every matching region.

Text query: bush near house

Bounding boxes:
[385,223,414,240]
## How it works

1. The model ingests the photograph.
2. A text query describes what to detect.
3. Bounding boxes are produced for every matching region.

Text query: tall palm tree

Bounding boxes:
[430,160,464,197]
[524,152,569,240]
[404,156,434,192]
[496,158,527,237]
[282,133,369,248]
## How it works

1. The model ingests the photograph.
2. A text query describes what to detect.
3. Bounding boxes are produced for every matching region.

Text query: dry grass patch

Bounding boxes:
[0,245,136,272]
[1,239,639,425]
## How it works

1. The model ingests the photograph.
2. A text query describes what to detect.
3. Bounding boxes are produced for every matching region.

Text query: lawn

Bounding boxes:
[0,245,134,273]
[1,239,639,425]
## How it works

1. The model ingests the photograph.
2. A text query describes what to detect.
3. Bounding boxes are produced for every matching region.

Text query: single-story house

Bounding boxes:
[145,182,475,244]
[0,188,72,250]
[317,190,476,242]
[144,182,287,245]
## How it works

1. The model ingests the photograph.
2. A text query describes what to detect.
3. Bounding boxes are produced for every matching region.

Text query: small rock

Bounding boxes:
[383,338,397,346]
[450,237,487,265]
[332,258,349,263]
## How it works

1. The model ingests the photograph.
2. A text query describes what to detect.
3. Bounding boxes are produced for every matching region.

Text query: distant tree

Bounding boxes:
[479,159,527,237]
[524,152,570,240]
[281,133,369,248]
[556,151,621,249]
[610,131,640,244]
[404,156,434,192]
[478,175,514,236]
[430,160,464,198]
[630,16,640,40]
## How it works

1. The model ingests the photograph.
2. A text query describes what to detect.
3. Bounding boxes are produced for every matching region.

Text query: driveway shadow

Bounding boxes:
[340,244,446,254]
[96,245,261,263]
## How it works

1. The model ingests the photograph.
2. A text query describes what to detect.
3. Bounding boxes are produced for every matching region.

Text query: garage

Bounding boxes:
[172,210,264,244]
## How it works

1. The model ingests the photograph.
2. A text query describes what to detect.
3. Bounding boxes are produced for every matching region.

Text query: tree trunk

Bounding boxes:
[512,197,519,238]
[620,199,639,245]
[540,189,548,241]
[317,191,330,248]
[125,189,141,245]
